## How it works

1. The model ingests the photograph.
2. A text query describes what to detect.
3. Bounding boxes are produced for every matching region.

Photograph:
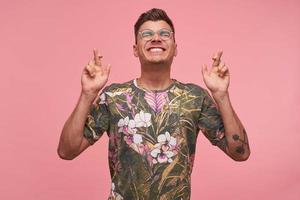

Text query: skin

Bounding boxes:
[82,49,111,96]
[133,20,177,91]
[202,51,250,161]
[57,20,250,161]
[57,49,110,159]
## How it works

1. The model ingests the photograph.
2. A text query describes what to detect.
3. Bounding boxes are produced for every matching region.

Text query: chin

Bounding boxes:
[146,56,168,64]
[147,59,167,65]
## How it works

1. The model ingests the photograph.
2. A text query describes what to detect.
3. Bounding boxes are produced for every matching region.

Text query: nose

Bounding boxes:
[151,32,162,42]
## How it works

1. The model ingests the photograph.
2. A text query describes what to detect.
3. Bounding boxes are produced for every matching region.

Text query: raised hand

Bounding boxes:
[201,51,230,96]
[81,49,111,96]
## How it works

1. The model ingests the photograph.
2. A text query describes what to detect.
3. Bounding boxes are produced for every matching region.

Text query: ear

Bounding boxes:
[174,43,178,57]
[133,44,138,57]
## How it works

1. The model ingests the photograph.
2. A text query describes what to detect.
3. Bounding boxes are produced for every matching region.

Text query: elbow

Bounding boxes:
[233,154,250,162]
[227,144,251,162]
[57,147,76,160]
[232,152,250,162]
[228,147,251,162]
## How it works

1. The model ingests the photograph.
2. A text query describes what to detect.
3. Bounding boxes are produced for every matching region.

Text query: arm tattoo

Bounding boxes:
[232,129,248,154]
[235,146,245,154]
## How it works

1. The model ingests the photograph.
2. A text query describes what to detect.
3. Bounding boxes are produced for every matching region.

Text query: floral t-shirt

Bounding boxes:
[83,79,226,200]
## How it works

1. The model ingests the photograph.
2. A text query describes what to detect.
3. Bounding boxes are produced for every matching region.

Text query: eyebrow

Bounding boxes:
[140,28,172,32]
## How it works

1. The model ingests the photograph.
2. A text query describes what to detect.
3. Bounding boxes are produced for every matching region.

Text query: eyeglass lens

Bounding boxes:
[141,29,172,41]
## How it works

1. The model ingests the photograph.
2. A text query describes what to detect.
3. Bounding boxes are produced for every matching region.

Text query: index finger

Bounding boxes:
[212,51,223,67]
[93,49,102,66]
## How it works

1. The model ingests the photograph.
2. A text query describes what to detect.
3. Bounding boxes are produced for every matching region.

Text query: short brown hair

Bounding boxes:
[134,8,175,43]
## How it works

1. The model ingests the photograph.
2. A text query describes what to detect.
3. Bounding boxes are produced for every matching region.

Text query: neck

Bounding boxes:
[138,63,172,91]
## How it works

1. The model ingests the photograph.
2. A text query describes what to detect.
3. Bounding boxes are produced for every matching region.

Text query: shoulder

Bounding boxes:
[174,80,208,96]
[101,80,133,97]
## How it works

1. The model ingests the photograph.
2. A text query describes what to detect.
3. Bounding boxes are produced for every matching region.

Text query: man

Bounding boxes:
[58,8,250,200]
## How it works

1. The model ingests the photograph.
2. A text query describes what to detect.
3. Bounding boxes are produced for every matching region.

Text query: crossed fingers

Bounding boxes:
[93,49,103,66]
[212,51,223,67]
[212,51,229,77]
[85,49,103,77]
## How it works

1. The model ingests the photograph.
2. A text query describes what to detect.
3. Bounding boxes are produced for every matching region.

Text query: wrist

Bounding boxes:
[80,90,99,103]
[211,91,230,103]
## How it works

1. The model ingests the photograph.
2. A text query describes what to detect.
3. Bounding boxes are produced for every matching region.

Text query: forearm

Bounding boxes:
[57,92,97,159]
[212,92,250,161]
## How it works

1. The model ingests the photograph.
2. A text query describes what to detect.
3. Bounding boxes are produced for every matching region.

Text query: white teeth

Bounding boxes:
[149,48,163,52]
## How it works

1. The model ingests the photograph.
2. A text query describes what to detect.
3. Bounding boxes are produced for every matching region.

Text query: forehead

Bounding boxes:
[139,20,172,31]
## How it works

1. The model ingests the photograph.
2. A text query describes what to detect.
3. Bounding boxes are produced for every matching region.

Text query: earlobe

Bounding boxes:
[133,44,138,57]
[174,44,178,57]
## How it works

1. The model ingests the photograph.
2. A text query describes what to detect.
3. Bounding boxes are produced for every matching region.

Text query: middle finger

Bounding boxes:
[212,51,223,67]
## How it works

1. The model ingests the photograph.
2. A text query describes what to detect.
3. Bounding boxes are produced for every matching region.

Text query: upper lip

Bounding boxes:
[146,46,166,51]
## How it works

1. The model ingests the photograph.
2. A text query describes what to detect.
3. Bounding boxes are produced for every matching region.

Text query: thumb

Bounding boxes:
[201,64,209,77]
[105,64,111,76]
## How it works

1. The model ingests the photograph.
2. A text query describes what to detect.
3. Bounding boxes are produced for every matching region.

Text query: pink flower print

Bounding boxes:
[124,133,143,145]
[118,116,143,146]
[151,148,175,164]
[157,131,177,148]
[116,103,126,111]
[134,111,152,127]
[117,116,136,134]
[124,93,135,114]
[110,182,123,200]
[216,130,225,140]
[144,91,169,113]
[124,134,133,145]
[125,93,133,104]
[137,143,146,155]
[99,93,106,104]
[150,132,177,164]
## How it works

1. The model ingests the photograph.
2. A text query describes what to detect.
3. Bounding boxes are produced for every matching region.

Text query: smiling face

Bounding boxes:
[133,20,177,66]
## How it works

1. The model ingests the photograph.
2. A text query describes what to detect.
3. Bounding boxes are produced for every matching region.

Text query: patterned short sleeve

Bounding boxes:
[198,89,226,147]
[83,89,110,145]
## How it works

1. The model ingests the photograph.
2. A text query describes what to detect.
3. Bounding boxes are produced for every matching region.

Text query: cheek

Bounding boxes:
[167,45,177,56]
[134,42,146,56]
[173,44,178,56]
[138,43,147,54]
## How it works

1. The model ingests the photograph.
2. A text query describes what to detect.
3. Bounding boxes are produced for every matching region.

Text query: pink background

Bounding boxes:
[1,0,299,199]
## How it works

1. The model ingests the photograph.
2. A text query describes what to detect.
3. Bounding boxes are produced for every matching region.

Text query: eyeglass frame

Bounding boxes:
[138,28,175,42]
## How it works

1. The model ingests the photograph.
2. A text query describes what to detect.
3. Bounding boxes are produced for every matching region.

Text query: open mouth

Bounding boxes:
[147,47,166,52]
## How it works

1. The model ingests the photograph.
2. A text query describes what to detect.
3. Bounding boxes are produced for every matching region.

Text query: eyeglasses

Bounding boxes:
[138,29,174,41]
